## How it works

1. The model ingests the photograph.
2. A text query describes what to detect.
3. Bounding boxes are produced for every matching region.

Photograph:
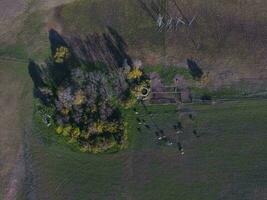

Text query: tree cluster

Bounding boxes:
[28,29,148,153]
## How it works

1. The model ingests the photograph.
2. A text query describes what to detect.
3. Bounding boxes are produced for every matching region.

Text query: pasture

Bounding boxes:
[27,99,267,199]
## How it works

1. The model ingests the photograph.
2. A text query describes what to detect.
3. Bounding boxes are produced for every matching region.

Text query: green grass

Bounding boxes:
[18,10,50,60]
[144,65,193,85]
[28,99,267,199]
[0,9,50,61]
[60,0,164,50]
[0,0,267,198]
[191,86,243,99]
[0,43,28,59]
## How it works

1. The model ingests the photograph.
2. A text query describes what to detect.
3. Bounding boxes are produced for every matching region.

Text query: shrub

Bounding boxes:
[201,94,212,101]
[187,59,203,80]
[71,127,81,139]
[56,125,63,134]
[104,122,121,133]
[62,125,72,137]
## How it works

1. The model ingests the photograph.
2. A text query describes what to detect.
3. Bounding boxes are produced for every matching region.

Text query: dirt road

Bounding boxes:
[0,60,30,200]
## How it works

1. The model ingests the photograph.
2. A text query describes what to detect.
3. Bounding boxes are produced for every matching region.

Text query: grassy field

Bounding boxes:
[57,0,267,83]
[26,99,267,200]
[2,0,267,90]
[1,57,266,200]
[60,0,162,47]
[1,1,267,199]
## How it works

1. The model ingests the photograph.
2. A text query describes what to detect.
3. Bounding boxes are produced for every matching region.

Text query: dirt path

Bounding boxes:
[0,61,30,200]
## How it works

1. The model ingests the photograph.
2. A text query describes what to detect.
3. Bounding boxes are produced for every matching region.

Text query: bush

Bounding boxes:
[62,125,72,137]
[71,127,81,139]
[201,94,212,101]
[187,59,203,80]
[56,125,63,134]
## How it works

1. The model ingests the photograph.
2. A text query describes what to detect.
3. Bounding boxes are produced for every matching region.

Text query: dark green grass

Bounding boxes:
[29,99,267,199]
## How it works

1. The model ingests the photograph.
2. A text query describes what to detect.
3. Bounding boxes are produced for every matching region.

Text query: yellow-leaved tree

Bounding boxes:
[54,46,70,63]
[127,67,143,80]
